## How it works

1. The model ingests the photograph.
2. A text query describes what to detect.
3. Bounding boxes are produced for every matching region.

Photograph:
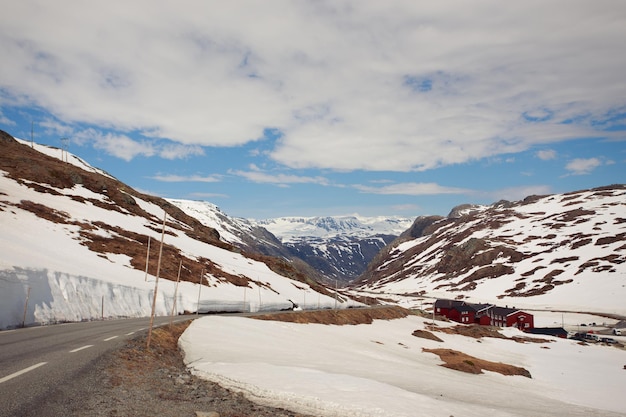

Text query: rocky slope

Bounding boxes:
[355,185,626,314]
[0,129,339,328]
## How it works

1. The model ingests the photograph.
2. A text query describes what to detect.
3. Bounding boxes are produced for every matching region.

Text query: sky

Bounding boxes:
[1,1,625,220]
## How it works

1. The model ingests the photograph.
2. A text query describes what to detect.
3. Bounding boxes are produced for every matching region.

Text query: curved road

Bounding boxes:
[0,316,193,417]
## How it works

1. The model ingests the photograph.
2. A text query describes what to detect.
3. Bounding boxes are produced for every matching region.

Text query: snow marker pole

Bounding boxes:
[21,287,31,328]
[144,236,151,281]
[147,212,166,349]
[197,268,204,316]
[170,259,182,327]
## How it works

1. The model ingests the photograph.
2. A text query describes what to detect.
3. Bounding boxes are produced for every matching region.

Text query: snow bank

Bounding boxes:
[181,315,626,417]
[0,161,345,329]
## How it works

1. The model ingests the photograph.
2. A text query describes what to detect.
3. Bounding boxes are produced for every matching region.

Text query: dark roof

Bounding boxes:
[435,299,494,314]
[490,306,523,316]
[529,327,567,337]
[434,299,465,309]
[456,304,476,313]
[472,303,492,313]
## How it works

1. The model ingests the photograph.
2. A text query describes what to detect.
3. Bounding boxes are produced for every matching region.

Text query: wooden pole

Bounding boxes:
[147,212,167,349]
[144,236,151,281]
[169,259,182,327]
[196,268,204,316]
[22,287,31,328]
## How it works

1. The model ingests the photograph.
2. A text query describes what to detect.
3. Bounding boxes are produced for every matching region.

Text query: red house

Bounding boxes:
[434,299,534,330]
[485,306,534,330]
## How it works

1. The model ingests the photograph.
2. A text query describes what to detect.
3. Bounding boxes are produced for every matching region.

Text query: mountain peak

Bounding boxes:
[256,215,414,242]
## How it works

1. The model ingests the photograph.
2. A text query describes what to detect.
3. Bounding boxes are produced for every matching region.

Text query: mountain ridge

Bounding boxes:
[355,184,626,315]
[168,199,414,285]
[0,129,343,328]
[255,215,413,242]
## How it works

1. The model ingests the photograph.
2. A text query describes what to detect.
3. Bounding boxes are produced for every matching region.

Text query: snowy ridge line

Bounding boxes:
[357,185,626,315]
[14,137,116,179]
[1,135,353,329]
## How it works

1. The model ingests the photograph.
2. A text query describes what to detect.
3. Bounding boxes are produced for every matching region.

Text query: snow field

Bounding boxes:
[181,315,626,417]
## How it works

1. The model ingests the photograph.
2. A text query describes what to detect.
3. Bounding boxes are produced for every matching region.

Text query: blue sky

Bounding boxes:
[1,1,625,220]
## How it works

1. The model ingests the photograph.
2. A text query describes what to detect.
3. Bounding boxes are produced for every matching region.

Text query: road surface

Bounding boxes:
[0,315,193,417]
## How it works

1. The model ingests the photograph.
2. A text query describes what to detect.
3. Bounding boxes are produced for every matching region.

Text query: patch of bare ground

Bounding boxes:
[251,306,410,325]
[72,321,315,417]
[423,348,532,378]
[426,324,551,344]
[1,130,323,294]
[412,329,444,342]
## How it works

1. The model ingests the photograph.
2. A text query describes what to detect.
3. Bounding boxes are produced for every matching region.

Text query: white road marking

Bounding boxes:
[0,362,48,384]
[103,336,118,341]
[69,345,93,353]
[125,331,135,335]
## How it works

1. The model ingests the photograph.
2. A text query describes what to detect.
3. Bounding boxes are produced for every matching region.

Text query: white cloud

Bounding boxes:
[536,149,557,160]
[0,110,15,126]
[158,144,204,160]
[150,174,221,183]
[355,182,470,195]
[37,119,74,137]
[230,168,330,186]
[1,1,624,171]
[68,128,204,161]
[565,158,602,175]
[485,185,553,202]
[189,192,228,199]
[71,129,155,161]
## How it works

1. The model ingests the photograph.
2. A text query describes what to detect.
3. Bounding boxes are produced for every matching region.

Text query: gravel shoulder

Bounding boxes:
[24,308,411,416]
[24,321,314,417]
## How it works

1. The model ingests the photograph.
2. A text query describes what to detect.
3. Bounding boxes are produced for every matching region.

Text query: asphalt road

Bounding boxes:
[0,315,194,417]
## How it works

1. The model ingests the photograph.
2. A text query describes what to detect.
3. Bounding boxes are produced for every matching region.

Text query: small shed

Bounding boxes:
[529,327,568,338]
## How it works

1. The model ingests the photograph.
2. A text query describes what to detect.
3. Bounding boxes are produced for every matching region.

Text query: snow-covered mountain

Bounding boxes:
[256,215,413,242]
[164,203,414,285]
[167,199,289,258]
[355,185,626,316]
[255,216,414,284]
[0,130,347,329]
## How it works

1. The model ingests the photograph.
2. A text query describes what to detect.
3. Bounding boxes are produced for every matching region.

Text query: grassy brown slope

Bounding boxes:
[252,306,410,325]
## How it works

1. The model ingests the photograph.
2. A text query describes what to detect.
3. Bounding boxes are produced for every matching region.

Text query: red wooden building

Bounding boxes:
[434,299,534,330]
